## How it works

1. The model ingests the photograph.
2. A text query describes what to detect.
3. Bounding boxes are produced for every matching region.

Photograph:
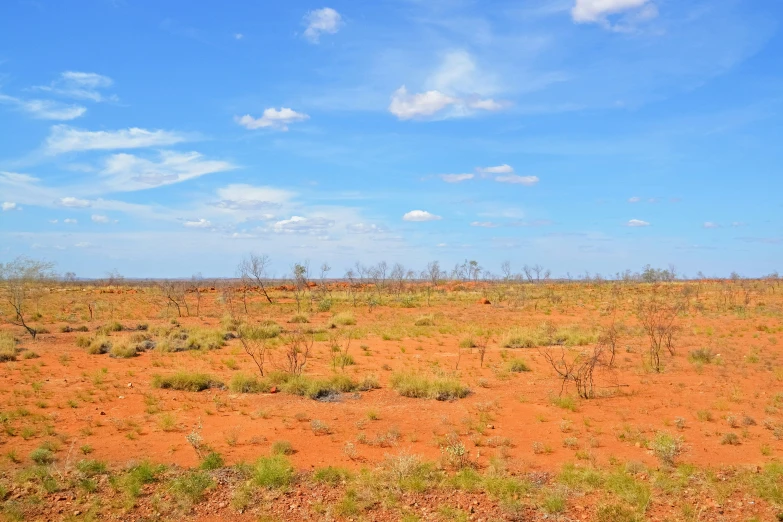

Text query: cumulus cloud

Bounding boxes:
[183,219,212,228]
[46,125,187,154]
[439,173,474,183]
[403,210,442,222]
[389,86,503,120]
[2,202,19,211]
[703,222,720,229]
[272,216,335,233]
[99,151,236,192]
[303,7,343,43]
[0,94,86,120]
[495,174,540,186]
[571,0,657,28]
[58,197,91,208]
[234,108,309,131]
[627,219,650,227]
[91,214,110,223]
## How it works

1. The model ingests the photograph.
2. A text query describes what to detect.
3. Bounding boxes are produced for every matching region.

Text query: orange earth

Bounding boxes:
[1,280,782,521]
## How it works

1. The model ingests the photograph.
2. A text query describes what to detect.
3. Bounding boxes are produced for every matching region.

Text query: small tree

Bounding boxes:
[238,253,274,304]
[238,323,273,376]
[636,291,681,372]
[0,257,55,339]
[280,329,313,376]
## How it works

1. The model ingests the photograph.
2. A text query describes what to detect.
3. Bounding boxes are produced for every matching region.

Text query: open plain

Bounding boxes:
[1,276,782,521]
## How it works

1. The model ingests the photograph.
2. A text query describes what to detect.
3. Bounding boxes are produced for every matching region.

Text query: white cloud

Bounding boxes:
[628,196,641,203]
[46,125,188,154]
[389,86,503,120]
[215,184,294,211]
[58,197,91,208]
[440,173,474,183]
[470,221,500,228]
[91,214,110,223]
[571,0,657,27]
[64,218,78,224]
[346,223,386,234]
[495,174,540,186]
[627,219,650,227]
[34,71,115,103]
[74,242,92,248]
[477,164,514,176]
[2,202,19,211]
[273,216,335,233]
[183,219,212,228]
[49,219,58,224]
[0,172,40,185]
[403,210,442,222]
[427,50,499,98]
[234,33,244,40]
[99,151,236,192]
[0,93,86,120]
[234,108,309,131]
[303,7,343,43]
[703,222,720,229]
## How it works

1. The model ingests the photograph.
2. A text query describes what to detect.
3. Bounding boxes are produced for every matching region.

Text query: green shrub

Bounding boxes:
[152,372,223,392]
[459,336,477,349]
[98,321,124,334]
[289,314,310,324]
[75,335,91,348]
[551,395,578,412]
[253,455,294,488]
[317,299,333,312]
[30,448,55,465]
[114,461,165,503]
[390,372,470,401]
[169,471,213,507]
[271,440,295,456]
[313,466,352,484]
[595,503,642,522]
[332,353,355,368]
[184,328,226,350]
[239,321,282,340]
[508,359,531,373]
[199,451,224,470]
[76,459,107,477]
[229,373,271,394]
[650,432,683,466]
[721,432,741,445]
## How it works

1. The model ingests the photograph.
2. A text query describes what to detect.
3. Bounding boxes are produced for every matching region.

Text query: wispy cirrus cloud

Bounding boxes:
[439,173,474,183]
[45,125,189,154]
[98,151,237,192]
[234,108,309,131]
[571,0,658,30]
[33,71,116,103]
[0,93,86,120]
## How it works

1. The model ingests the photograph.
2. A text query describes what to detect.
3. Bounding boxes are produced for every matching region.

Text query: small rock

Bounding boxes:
[73,511,81,516]
[127,383,133,388]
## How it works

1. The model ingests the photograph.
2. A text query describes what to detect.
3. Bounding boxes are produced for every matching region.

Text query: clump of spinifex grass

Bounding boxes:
[390,372,470,401]
[151,372,224,392]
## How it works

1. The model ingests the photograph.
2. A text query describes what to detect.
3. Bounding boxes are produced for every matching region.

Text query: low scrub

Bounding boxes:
[0,332,18,362]
[328,312,356,327]
[109,342,138,359]
[152,372,223,392]
[253,455,294,489]
[502,323,598,349]
[229,373,271,394]
[507,359,531,373]
[390,372,470,401]
[414,314,435,326]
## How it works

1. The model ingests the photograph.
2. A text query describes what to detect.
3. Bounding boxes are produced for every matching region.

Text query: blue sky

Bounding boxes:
[0,0,781,278]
